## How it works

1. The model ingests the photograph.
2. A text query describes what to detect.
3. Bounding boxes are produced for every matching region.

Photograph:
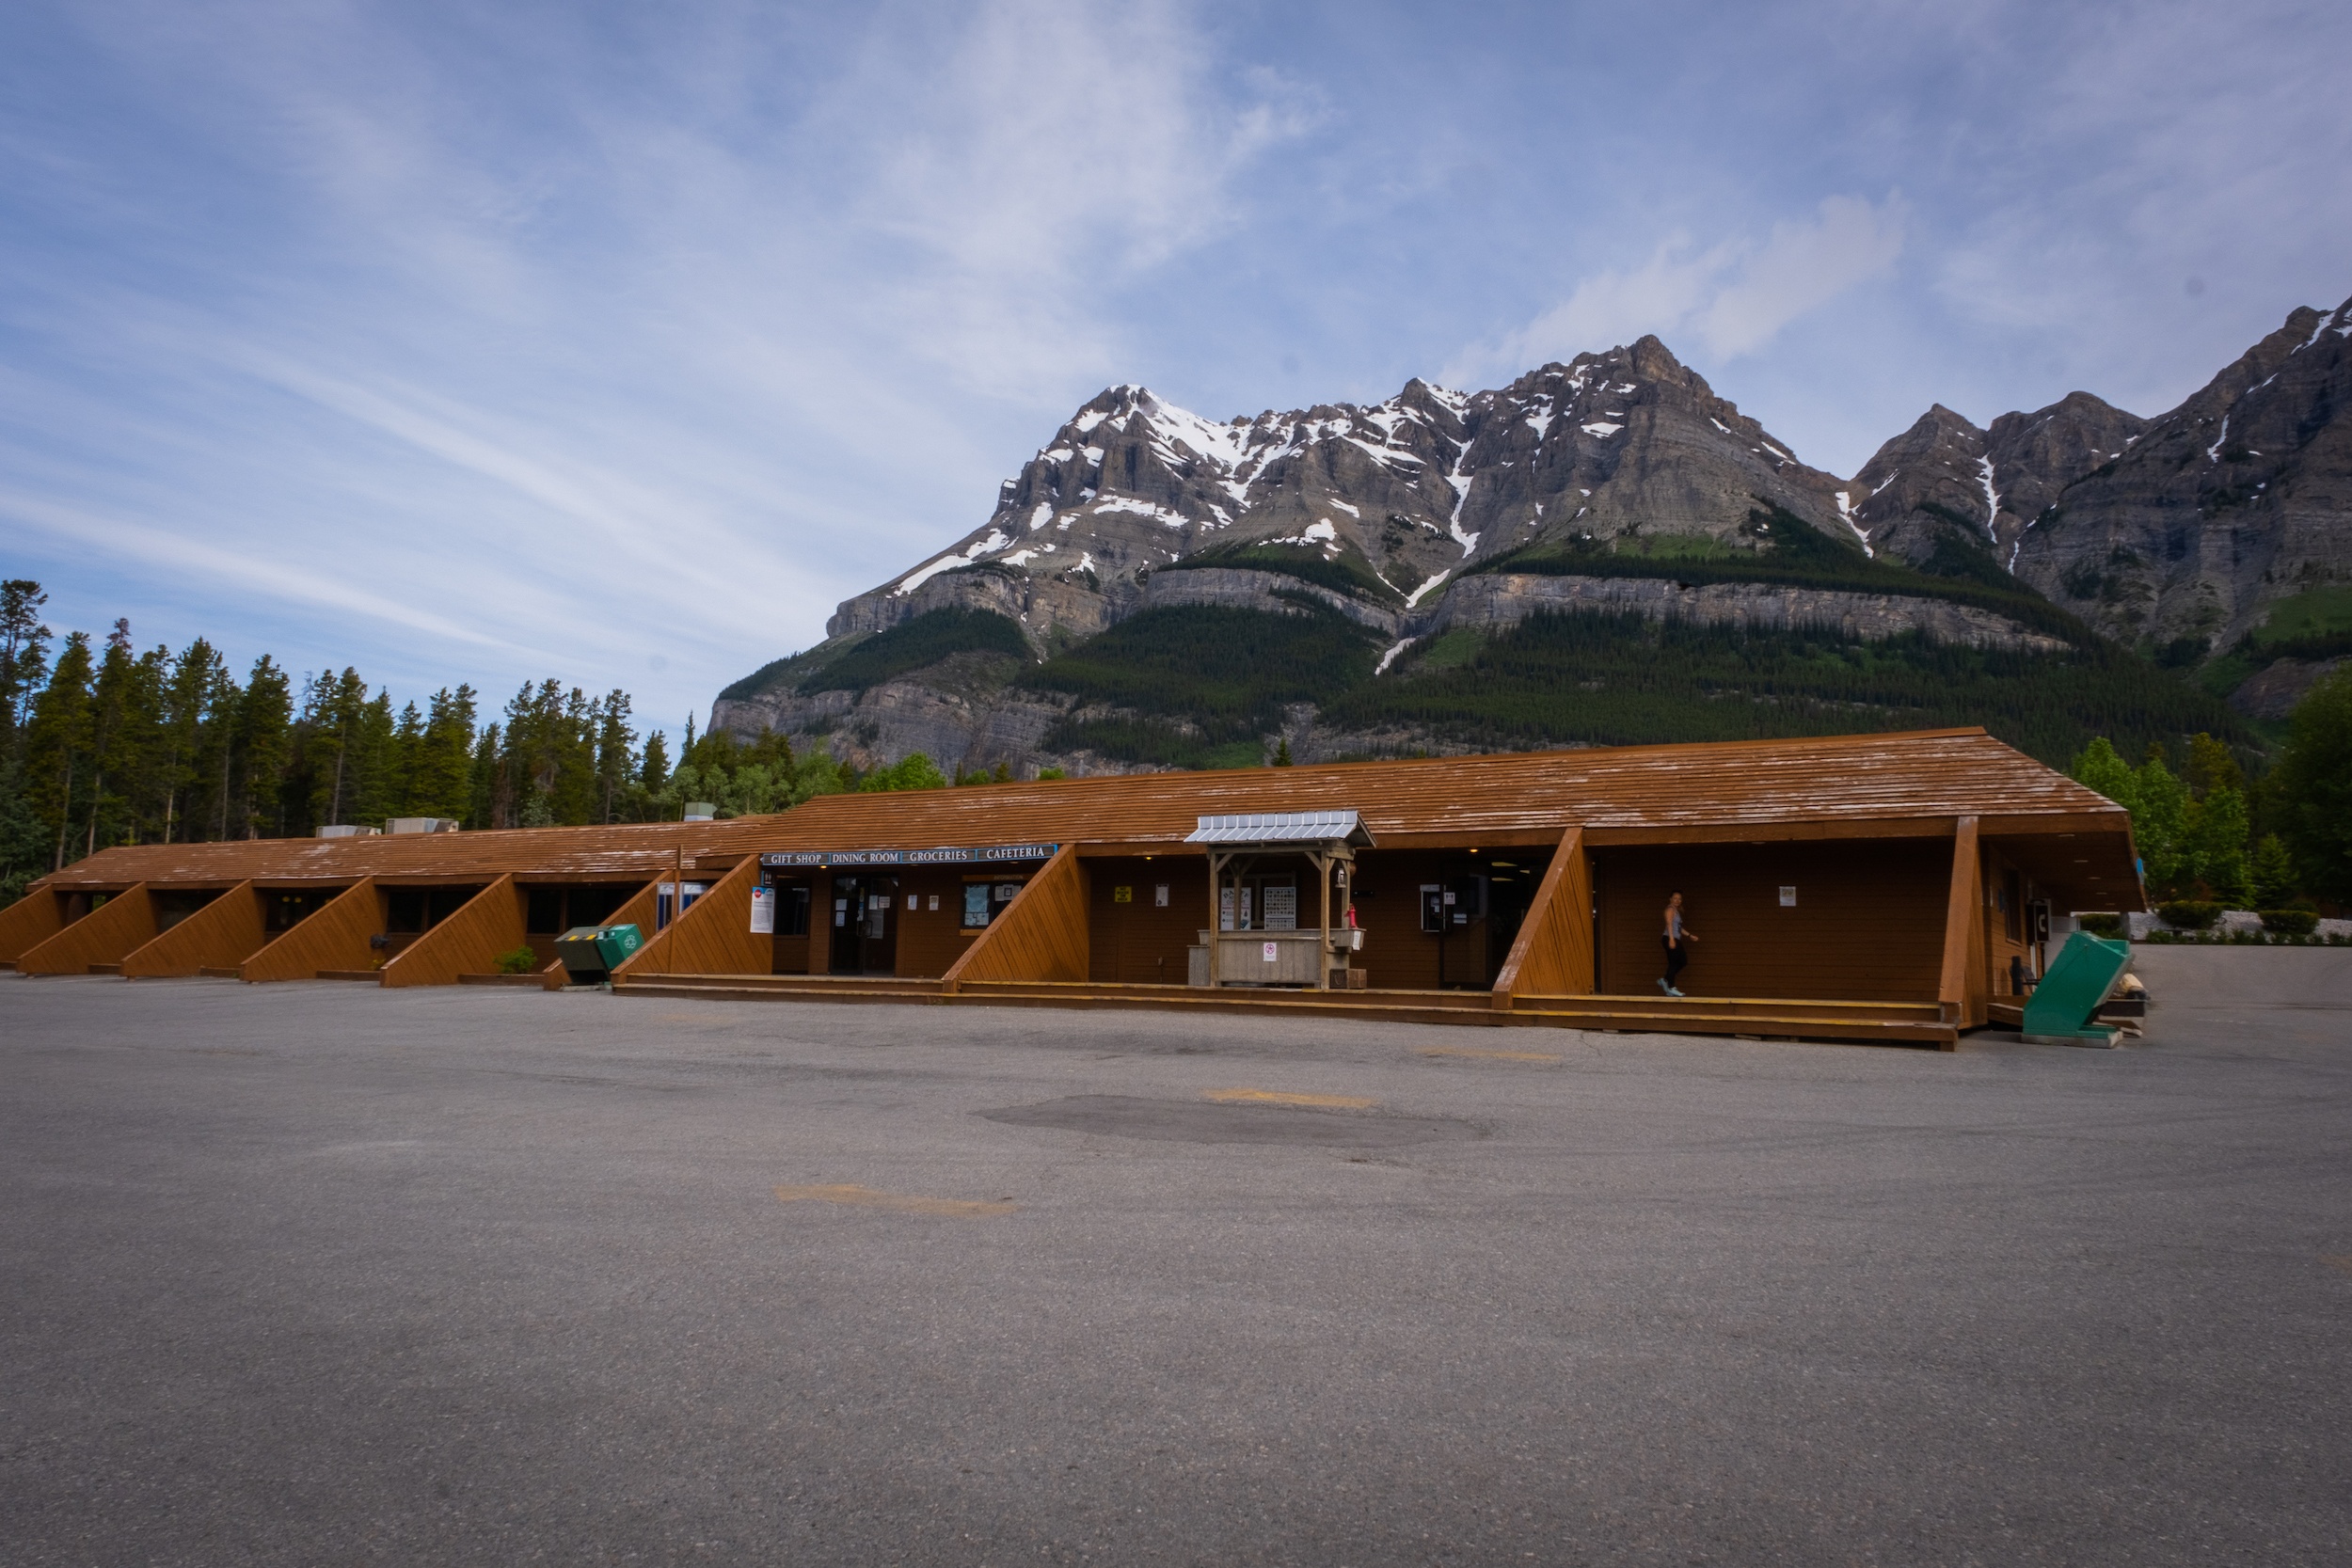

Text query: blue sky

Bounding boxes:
[4,0,2348,737]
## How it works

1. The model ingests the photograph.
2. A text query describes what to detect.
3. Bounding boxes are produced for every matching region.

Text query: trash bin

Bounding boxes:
[554,923,644,985]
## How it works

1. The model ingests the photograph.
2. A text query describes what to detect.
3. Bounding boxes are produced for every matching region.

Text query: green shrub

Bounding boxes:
[494,945,540,975]
[2258,909,2318,936]
[2075,912,2124,938]
[2156,900,2221,930]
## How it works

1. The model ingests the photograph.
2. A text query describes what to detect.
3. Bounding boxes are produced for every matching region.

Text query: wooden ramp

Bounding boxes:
[613,973,1956,1048]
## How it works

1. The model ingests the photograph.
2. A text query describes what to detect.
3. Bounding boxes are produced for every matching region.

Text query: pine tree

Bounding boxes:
[24,631,95,869]
[2270,668,2352,900]
[234,658,294,839]
[2249,834,2297,909]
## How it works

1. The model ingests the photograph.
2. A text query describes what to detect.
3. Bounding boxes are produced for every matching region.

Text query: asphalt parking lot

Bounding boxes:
[3,953,2347,1566]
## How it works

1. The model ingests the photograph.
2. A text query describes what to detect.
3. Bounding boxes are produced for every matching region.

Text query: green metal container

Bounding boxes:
[554,923,643,984]
[2022,930,2132,1046]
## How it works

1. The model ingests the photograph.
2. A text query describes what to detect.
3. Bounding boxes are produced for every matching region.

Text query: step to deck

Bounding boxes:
[605,972,1954,1047]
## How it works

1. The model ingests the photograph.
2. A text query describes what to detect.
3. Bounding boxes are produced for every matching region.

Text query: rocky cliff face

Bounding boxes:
[1849,395,2147,571]
[2010,297,2352,656]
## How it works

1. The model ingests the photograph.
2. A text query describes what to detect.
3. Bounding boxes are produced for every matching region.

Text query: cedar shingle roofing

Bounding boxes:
[34,727,2127,892]
[35,816,776,889]
[763,727,2122,849]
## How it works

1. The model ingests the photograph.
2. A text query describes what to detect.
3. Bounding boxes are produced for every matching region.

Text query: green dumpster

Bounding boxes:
[2022,930,2132,1047]
[553,923,644,985]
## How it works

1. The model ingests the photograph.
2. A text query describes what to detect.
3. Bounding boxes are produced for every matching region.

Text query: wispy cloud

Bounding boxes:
[1445,196,1907,387]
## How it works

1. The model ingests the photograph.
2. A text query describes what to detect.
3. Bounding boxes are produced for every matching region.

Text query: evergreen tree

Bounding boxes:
[2249,834,2298,909]
[233,657,294,839]
[2269,668,2352,900]
[24,631,95,869]
[157,639,223,844]
[1,579,52,746]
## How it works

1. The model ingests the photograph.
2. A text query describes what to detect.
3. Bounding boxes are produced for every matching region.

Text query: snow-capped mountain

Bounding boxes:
[824,336,1850,648]
[717,297,2352,773]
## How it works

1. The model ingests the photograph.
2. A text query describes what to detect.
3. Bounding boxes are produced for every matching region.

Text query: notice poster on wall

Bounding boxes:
[748,887,775,934]
[1261,883,1297,930]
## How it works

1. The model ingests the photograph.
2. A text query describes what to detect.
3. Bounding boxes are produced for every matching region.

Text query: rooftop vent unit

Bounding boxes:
[683,802,717,823]
[386,817,461,835]
[316,824,381,839]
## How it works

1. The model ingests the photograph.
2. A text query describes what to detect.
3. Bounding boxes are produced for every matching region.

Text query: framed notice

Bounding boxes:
[748,887,775,935]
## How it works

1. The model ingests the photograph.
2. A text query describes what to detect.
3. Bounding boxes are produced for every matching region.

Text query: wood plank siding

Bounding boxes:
[17,883,157,974]
[1494,828,1594,1002]
[381,874,525,989]
[613,857,766,979]
[0,888,70,964]
[119,881,267,978]
[944,846,1089,990]
[241,878,382,982]
[1591,839,1952,1003]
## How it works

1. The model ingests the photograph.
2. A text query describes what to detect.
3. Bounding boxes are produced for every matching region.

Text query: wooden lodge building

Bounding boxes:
[0,728,2143,1049]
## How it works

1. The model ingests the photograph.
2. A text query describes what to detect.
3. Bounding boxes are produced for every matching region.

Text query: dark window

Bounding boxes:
[567,885,636,927]
[780,886,811,936]
[526,887,564,934]
[386,889,427,933]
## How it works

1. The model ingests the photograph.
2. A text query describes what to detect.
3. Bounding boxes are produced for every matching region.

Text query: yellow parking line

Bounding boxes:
[774,1184,1016,1217]
[1204,1087,1375,1110]
[1419,1046,1562,1064]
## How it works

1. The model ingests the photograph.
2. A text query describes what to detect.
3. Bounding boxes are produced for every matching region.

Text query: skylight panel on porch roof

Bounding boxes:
[1184,811,1375,848]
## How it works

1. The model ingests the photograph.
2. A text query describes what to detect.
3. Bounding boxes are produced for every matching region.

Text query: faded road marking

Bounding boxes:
[1420,1046,1562,1064]
[774,1184,1015,1217]
[2325,1255,2352,1275]
[1204,1087,1375,1110]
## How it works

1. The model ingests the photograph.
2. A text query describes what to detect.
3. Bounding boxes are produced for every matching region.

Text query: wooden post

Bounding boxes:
[1938,816,1981,1036]
[1206,851,1220,987]
[1316,849,1331,990]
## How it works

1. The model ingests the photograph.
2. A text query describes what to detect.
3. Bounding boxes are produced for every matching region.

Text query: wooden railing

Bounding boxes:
[942,845,1088,992]
[119,882,266,977]
[612,858,766,979]
[1491,826,1592,1007]
[242,879,380,982]
[17,883,156,974]
[380,875,520,989]
[0,889,69,965]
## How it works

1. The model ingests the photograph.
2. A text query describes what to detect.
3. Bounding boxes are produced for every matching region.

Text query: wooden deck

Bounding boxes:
[612,972,1958,1048]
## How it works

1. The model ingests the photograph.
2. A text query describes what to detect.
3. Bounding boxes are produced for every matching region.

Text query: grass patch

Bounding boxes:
[800,610,1031,695]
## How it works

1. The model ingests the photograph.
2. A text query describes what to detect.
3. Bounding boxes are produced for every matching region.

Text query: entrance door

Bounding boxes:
[828,876,900,974]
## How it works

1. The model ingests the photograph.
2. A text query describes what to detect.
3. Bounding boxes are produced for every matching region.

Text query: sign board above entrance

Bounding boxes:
[760,844,1058,870]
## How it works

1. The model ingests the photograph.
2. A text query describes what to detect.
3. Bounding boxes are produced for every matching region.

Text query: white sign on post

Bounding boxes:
[748,887,775,934]
[1263,941,1279,962]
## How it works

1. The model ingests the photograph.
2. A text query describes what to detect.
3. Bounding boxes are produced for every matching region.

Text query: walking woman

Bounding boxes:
[1659,891,1697,995]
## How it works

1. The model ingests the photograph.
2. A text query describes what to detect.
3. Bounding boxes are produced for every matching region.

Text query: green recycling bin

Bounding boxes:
[2022,930,2131,1047]
[553,923,643,984]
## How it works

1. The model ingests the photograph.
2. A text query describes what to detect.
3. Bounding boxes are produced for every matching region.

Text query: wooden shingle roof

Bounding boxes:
[757,728,2125,852]
[32,728,2130,893]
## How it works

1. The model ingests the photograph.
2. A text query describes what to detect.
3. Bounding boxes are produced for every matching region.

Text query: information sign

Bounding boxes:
[761,843,1058,869]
